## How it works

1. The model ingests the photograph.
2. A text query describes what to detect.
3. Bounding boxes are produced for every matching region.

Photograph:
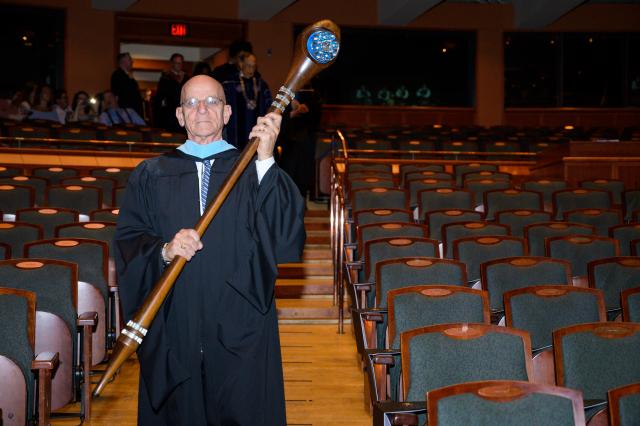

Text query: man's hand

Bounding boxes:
[163,229,203,262]
[250,112,282,161]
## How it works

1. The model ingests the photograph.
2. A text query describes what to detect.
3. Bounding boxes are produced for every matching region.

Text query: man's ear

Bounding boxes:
[176,107,185,127]
[223,104,232,125]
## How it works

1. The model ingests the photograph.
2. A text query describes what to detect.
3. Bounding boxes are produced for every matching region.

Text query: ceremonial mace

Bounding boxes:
[93,20,340,397]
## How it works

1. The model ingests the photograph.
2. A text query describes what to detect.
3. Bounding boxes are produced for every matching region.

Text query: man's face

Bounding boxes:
[171,56,183,73]
[176,75,231,143]
[121,54,133,72]
[241,55,257,78]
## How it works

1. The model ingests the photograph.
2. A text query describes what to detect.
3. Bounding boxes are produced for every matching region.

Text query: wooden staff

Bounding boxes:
[93,19,341,397]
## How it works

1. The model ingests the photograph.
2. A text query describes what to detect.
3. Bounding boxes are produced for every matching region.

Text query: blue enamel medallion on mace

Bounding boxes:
[307,30,340,64]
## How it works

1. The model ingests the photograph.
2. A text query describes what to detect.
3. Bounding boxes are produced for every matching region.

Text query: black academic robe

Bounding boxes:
[223,76,272,150]
[114,148,305,425]
[111,68,144,116]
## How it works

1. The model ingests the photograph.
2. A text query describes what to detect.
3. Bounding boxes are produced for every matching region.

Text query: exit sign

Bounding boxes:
[170,23,188,37]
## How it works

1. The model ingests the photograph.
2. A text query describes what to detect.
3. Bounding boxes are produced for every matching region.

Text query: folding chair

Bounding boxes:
[564,208,623,237]
[46,184,103,217]
[427,380,585,426]
[496,209,552,238]
[608,382,640,426]
[453,163,498,186]
[0,165,22,178]
[407,178,454,210]
[546,235,620,285]
[25,238,111,364]
[89,208,120,222]
[554,322,640,424]
[369,323,533,425]
[481,257,572,321]
[552,188,612,220]
[0,222,42,258]
[31,167,79,185]
[522,179,568,212]
[525,222,596,257]
[0,176,48,206]
[0,184,34,218]
[351,188,408,212]
[425,209,481,242]
[610,224,640,256]
[464,178,511,210]
[61,176,117,206]
[580,179,625,205]
[418,188,473,217]
[453,235,527,284]
[483,189,543,221]
[90,167,132,187]
[621,287,640,323]
[16,207,79,238]
[505,285,606,385]
[0,259,96,419]
[588,257,640,320]
[622,190,640,222]
[442,221,510,259]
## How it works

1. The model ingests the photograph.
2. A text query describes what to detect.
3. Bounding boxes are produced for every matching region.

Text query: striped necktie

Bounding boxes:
[200,159,211,214]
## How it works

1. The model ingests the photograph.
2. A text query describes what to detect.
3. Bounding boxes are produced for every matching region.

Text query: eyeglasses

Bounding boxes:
[181,96,225,109]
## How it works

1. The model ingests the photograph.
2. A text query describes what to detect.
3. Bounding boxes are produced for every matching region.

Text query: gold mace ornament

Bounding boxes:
[93,19,341,397]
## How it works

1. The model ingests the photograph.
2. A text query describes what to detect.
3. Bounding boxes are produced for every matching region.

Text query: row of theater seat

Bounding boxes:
[0,164,125,424]
[333,160,640,425]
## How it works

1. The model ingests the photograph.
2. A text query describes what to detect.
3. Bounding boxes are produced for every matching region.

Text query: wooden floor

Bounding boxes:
[51,324,370,425]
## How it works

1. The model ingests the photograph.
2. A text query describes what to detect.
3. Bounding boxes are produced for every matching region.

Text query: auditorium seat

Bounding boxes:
[580,179,625,205]
[608,382,640,426]
[622,190,640,222]
[495,209,551,237]
[587,257,640,320]
[425,209,481,242]
[546,235,620,286]
[552,188,613,220]
[464,178,511,210]
[0,184,35,219]
[355,222,428,259]
[481,257,572,322]
[89,207,120,222]
[32,167,79,185]
[46,184,103,218]
[504,285,606,385]
[0,288,57,426]
[0,259,96,418]
[351,187,408,212]
[553,322,640,423]
[483,189,542,221]
[522,179,568,212]
[610,224,640,256]
[418,188,474,218]
[16,207,79,238]
[525,222,596,257]
[564,208,623,237]
[0,165,22,178]
[461,170,512,185]
[0,176,48,206]
[442,221,509,259]
[61,176,117,206]
[453,235,526,285]
[0,222,43,257]
[453,163,498,186]
[621,288,640,323]
[90,167,132,187]
[426,381,585,426]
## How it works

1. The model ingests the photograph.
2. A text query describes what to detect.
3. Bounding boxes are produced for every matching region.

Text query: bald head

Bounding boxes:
[180,74,227,105]
[176,74,232,145]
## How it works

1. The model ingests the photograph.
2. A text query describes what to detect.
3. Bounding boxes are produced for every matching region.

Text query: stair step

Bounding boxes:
[278,261,333,278]
[275,278,333,297]
[276,298,341,320]
[304,221,330,231]
[302,248,332,261]
[305,232,330,245]
[304,209,329,218]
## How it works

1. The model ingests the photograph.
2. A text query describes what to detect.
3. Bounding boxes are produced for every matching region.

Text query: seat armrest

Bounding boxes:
[77,311,99,327]
[372,401,424,426]
[32,351,59,370]
[344,242,357,250]
[352,281,373,290]
[366,348,400,365]
[345,260,363,270]
[355,308,387,322]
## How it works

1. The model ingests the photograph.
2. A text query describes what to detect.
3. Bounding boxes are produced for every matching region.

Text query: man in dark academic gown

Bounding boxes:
[111,52,145,116]
[223,53,272,150]
[114,74,305,425]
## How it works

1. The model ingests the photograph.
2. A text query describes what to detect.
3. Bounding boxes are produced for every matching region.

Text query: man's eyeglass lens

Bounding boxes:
[183,97,224,108]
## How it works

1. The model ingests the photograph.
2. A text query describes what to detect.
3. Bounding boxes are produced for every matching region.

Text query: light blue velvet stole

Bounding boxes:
[176,139,236,159]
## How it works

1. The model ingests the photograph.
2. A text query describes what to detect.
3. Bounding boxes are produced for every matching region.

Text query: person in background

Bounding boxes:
[53,89,71,123]
[98,90,145,126]
[153,53,188,132]
[68,90,98,123]
[222,52,272,149]
[111,52,144,117]
[28,84,64,123]
[192,61,212,76]
[211,40,253,83]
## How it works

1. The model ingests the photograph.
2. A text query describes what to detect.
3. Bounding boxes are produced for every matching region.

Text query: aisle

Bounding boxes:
[52,325,370,425]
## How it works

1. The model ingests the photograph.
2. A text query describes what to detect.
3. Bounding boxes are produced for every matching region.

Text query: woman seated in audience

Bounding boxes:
[53,89,72,123]
[0,89,30,121]
[68,90,98,123]
[26,84,65,123]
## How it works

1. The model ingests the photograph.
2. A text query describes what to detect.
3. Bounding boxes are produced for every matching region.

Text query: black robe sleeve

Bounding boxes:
[224,162,306,315]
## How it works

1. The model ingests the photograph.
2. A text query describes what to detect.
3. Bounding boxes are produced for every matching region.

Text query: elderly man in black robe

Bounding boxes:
[114,74,305,425]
